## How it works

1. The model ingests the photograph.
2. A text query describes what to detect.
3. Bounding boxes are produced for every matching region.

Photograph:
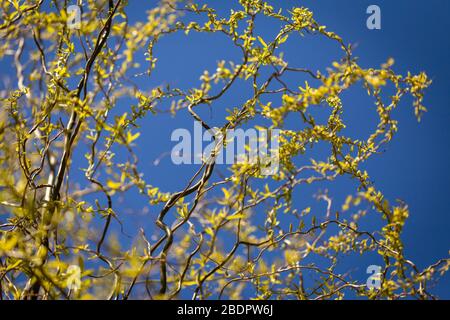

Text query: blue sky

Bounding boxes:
[2,0,448,298]
[112,0,450,298]
[94,0,450,298]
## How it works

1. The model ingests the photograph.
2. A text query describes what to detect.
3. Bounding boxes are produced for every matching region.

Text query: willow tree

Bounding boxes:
[0,0,448,300]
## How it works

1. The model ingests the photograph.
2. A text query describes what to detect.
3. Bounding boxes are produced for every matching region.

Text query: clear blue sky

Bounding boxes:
[3,0,448,298]
[114,0,450,298]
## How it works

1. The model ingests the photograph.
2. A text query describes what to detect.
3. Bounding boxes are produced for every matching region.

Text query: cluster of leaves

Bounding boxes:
[0,0,448,300]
